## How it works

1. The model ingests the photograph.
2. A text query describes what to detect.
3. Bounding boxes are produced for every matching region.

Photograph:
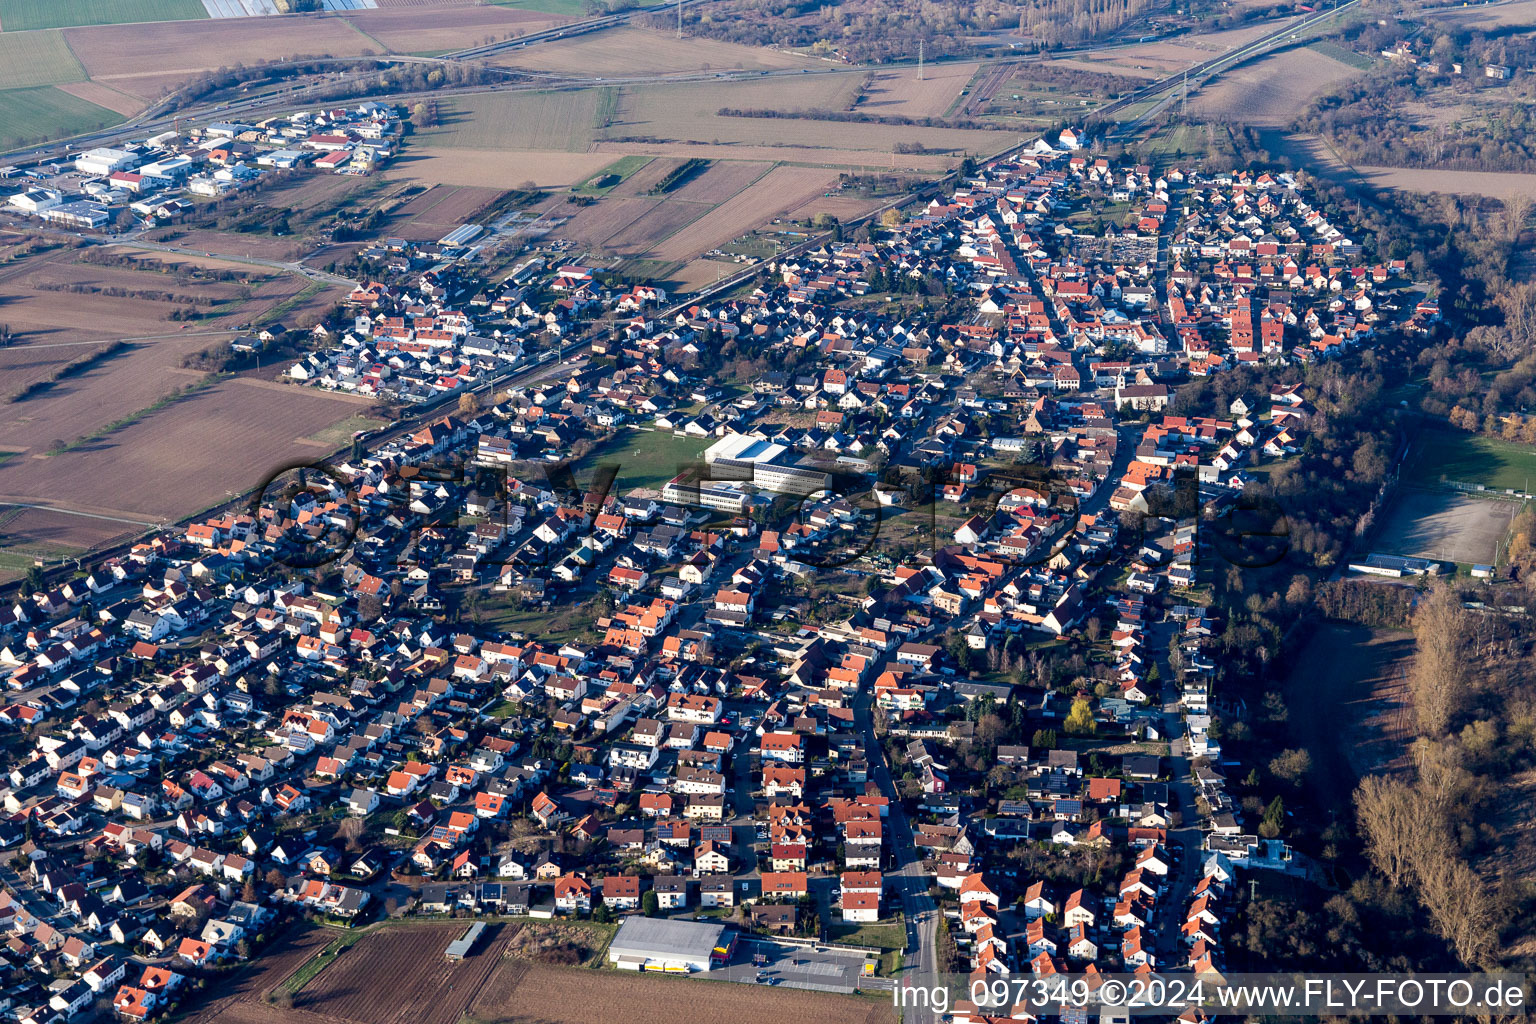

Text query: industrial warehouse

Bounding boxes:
[608,918,735,973]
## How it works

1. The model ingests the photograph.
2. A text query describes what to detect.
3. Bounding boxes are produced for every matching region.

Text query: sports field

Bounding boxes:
[0,86,122,150]
[0,0,207,31]
[582,428,711,494]
[0,31,85,89]
[1375,489,1512,566]
[1409,429,1536,493]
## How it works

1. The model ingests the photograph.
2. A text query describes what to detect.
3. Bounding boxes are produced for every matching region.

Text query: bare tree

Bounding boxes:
[1416,852,1502,968]
[1407,582,1467,736]
[1353,774,1419,887]
[337,816,365,852]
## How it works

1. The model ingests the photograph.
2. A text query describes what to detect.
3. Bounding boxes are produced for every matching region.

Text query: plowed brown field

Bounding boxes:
[469,962,892,1024]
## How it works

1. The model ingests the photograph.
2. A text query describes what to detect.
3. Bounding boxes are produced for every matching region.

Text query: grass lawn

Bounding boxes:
[1142,123,1210,161]
[1409,428,1536,494]
[0,0,207,30]
[0,541,80,581]
[0,31,84,90]
[572,155,653,195]
[827,920,905,950]
[300,415,387,448]
[582,428,711,495]
[485,699,521,718]
[1308,40,1373,70]
[0,86,123,150]
[476,593,598,642]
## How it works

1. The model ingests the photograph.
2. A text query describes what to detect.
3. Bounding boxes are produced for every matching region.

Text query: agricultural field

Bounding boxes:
[1189,46,1364,127]
[487,0,664,15]
[0,0,207,31]
[0,506,140,583]
[0,86,122,150]
[0,30,85,89]
[1353,165,1536,201]
[664,159,771,204]
[385,183,505,239]
[54,81,145,116]
[62,16,380,99]
[181,928,336,1024]
[1433,0,1536,29]
[1089,20,1299,76]
[572,154,654,195]
[556,196,665,249]
[467,962,894,1024]
[608,156,694,196]
[614,77,1013,162]
[855,62,977,119]
[387,148,616,188]
[973,64,1143,123]
[0,374,375,521]
[670,257,738,289]
[347,3,566,52]
[1308,39,1372,70]
[650,164,844,261]
[490,25,818,74]
[298,414,387,448]
[597,200,711,256]
[1141,122,1227,162]
[1273,131,1536,200]
[415,90,605,150]
[282,923,513,1024]
[0,245,355,526]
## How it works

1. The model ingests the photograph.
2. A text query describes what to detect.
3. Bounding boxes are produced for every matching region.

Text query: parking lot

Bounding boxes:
[708,937,873,994]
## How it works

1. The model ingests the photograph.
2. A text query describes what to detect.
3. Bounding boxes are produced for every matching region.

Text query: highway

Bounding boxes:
[1098,0,1366,135]
[0,0,1358,168]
